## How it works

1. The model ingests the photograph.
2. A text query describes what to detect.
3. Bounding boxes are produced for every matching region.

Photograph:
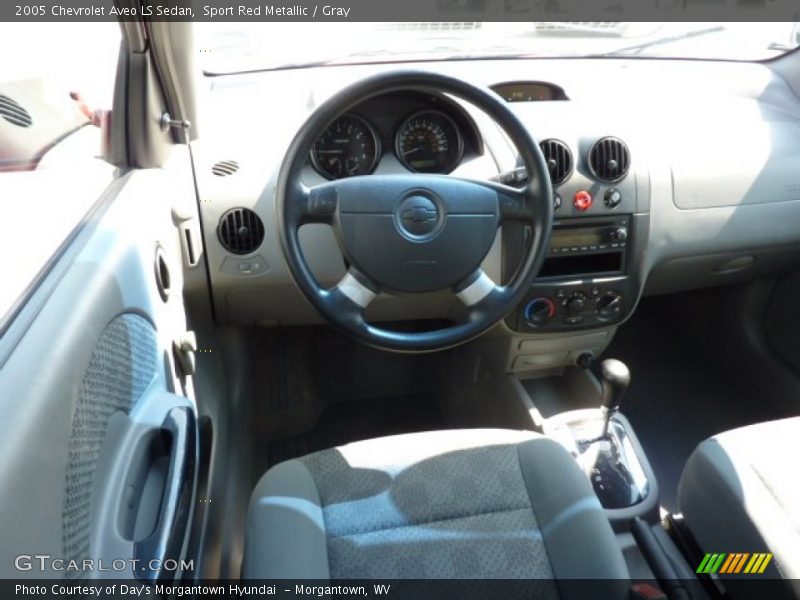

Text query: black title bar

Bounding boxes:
[4,0,800,22]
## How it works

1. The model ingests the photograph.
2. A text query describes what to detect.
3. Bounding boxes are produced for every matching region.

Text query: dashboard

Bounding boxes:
[195,56,800,368]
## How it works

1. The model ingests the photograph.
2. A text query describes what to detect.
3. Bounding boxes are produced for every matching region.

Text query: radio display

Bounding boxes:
[550,227,604,249]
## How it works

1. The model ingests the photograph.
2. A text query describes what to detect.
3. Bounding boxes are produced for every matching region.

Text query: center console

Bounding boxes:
[510,215,641,333]
[498,135,649,373]
[501,208,648,373]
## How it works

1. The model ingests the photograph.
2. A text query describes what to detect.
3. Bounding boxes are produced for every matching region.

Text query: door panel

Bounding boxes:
[0,146,201,581]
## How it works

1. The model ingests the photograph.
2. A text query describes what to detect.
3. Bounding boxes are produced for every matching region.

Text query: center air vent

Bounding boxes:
[539,139,573,186]
[0,95,32,128]
[588,137,630,182]
[217,208,265,255]
[212,160,239,176]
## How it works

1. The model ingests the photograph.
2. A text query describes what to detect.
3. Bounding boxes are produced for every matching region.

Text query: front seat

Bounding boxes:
[679,417,800,599]
[243,428,629,595]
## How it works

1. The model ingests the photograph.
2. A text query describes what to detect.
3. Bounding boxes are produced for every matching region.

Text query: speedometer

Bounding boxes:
[311,114,380,179]
[395,110,463,174]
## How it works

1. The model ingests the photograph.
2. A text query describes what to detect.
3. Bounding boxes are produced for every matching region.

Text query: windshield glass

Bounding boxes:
[199,22,800,74]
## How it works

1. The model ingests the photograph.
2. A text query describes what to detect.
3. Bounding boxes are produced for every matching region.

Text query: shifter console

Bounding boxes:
[573,416,650,509]
[544,359,655,514]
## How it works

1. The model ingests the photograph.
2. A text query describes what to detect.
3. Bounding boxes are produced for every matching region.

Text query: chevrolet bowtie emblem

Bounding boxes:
[395,194,441,238]
[402,206,438,223]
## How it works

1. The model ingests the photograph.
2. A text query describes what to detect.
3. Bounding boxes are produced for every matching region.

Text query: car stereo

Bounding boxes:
[547,218,630,257]
[536,216,630,279]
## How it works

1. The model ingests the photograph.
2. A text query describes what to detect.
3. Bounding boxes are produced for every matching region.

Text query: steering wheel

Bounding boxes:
[276,71,553,352]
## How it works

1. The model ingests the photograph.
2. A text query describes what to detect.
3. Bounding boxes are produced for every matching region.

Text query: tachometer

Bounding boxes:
[311,114,380,179]
[395,110,463,174]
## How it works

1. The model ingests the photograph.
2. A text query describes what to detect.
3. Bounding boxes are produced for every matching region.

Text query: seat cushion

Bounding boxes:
[243,428,628,596]
[678,417,800,597]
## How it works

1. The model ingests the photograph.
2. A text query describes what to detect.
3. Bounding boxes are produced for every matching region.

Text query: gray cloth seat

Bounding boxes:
[243,428,629,596]
[679,417,800,598]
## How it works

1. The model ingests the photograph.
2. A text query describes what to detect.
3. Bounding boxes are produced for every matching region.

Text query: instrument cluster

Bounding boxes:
[309,93,478,180]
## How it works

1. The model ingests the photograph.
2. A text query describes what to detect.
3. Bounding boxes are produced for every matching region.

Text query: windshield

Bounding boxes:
[199,22,800,74]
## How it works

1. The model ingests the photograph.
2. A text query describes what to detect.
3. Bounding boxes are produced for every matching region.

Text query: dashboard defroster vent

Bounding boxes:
[0,95,32,128]
[589,137,630,182]
[212,160,239,176]
[217,208,265,255]
[540,139,573,186]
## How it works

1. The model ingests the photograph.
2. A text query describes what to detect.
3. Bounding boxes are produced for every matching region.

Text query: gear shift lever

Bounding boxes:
[560,357,647,509]
[599,359,630,438]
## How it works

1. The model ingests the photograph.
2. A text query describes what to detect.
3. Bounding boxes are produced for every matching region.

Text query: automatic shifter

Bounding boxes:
[599,359,630,438]
[543,358,650,509]
[573,358,647,508]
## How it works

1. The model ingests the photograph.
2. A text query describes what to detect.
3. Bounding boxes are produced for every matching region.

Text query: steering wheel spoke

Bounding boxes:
[286,181,338,226]
[333,269,379,310]
[314,269,380,336]
[489,181,538,223]
[454,270,500,307]
[306,183,339,223]
[446,176,540,223]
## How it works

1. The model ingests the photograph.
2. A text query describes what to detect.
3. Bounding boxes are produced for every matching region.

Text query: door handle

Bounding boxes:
[133,406,197,582]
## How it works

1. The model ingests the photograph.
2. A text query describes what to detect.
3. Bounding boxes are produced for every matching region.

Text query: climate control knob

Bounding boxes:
[524,297,556,327]
[596,291,623,322]
[565,293,586,315]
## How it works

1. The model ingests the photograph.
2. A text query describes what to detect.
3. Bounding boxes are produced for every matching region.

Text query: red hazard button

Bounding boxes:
[573,190,593,211]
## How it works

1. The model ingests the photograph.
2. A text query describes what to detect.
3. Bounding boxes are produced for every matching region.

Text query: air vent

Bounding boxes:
[217,208,265,255]
[212,160,239,176]
[539,139,573,186]
[0,95,32,128]
[588,137,630,182]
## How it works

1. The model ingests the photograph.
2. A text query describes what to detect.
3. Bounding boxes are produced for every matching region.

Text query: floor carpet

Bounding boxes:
[259,392,447,472]
[604,298,767,512]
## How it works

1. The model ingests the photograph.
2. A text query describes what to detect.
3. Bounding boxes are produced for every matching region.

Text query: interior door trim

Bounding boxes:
[0,169,130,366]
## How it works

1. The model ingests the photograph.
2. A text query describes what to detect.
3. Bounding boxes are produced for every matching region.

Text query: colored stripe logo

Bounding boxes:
[697,553,772,574]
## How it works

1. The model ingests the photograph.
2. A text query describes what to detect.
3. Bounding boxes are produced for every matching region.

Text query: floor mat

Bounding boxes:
[604,297,766,513]
[258,392,447,472]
